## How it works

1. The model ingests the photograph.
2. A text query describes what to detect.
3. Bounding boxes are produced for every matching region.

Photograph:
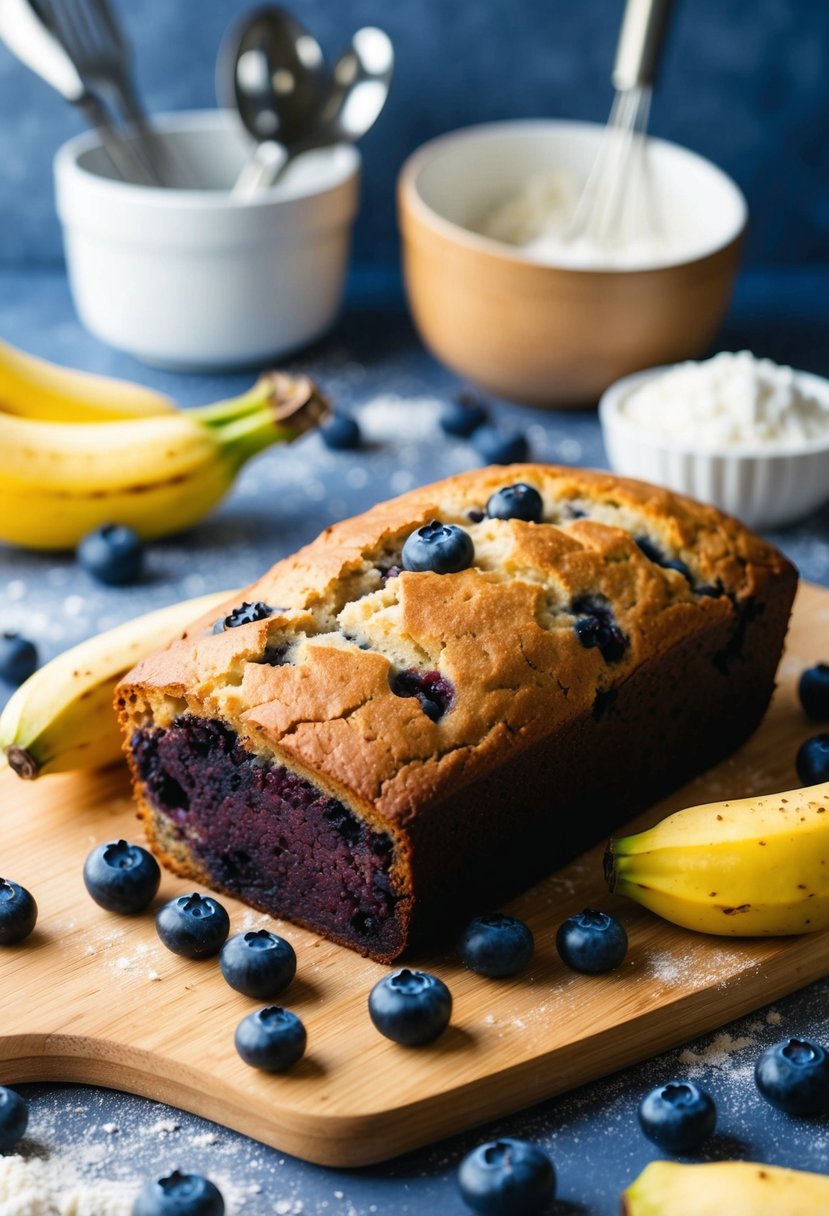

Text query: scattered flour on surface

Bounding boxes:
[0,1154,133,1216]
[679,1031,756,1075]
[766,1008,783,1026]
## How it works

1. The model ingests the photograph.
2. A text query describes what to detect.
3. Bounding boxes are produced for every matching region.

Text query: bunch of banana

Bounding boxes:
[0,338,327,549]
[0,336,175,421]
[605,782,829,936]
[0,589,237,779]
[623,1160,829,1215]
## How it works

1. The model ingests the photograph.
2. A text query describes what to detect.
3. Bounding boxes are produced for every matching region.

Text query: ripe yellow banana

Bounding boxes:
[0,371,326,549]
[0,336,174,422]
[605,782,829,936]
[0,589,238,779]
[623,1160,829,1216]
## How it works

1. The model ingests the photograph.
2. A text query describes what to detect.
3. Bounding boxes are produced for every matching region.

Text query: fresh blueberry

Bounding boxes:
[402,521,474,574]
[235,1005,307,1072]
[439,396,488,437]
[796,735,829,784]
[556,908,628,973]
[133,1169,224,1216]
[457,913,534,978]
[0,1086,28,1153]
[0,633,38,685]
[77,523,143,586]
[368,968,452,1045]
[212,601,273,633]
[485,484,543,524]
[638,1081,716,1152]
[471,427,529,466]
[799,665,829,720]
[457,1138,555,1215]
[0,878,37,945]
[83,839,160,915]
[155,892,230,959]
[755,1038,829,1115]
[390,669,454,720]
[321,412,361,450]
[219,929,297,998]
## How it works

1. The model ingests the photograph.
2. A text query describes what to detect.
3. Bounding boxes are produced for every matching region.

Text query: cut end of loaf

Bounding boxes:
[128,715,411,962]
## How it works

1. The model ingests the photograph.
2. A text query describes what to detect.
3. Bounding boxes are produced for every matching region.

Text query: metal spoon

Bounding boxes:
[250,25,394,194]
[217,4,328,198]
[315,27,393,149]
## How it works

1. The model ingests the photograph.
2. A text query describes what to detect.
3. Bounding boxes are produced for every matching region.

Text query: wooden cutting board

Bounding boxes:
[2,583,828,1167]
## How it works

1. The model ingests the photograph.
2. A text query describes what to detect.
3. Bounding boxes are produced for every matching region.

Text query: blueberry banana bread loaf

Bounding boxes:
[116,466,797,961]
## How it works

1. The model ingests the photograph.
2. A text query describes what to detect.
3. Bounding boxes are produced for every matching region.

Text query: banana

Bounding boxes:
[605,782,829,936]
[0,589,238,779]
[622,1159,829,1215]
[0,336,175,422]
[0,372,326,550]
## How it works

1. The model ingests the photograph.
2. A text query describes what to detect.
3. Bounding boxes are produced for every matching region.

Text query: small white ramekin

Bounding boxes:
[599,365,829,529]
[54,111,360,370]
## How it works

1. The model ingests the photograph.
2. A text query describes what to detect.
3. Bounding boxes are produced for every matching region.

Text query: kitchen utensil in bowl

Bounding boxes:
[568,0,674,250]
[217,4,328,199]
[0,0,145,182]
[398,120,747,408]
[54,110,360,370]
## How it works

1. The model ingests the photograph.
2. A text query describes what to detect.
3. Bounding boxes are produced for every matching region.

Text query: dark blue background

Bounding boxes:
[0,0,827,271]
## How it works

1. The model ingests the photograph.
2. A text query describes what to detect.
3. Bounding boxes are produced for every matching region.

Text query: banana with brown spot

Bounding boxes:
[605,781,829,935]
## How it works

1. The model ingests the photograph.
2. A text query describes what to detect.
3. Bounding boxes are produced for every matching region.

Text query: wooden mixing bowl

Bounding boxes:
[398,121,747,409]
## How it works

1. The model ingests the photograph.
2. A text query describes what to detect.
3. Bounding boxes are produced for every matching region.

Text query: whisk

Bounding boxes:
[567,0,675,250]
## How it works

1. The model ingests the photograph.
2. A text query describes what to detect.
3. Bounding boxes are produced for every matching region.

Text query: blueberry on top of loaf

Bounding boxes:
[116,465,797,960]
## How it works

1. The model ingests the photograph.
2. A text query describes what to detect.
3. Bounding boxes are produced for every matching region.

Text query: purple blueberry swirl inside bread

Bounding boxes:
[131,716,406,959]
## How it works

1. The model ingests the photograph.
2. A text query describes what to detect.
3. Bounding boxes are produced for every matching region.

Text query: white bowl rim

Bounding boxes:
[399,118,748,275]
[54,109,361,210]
[599,360,829,459]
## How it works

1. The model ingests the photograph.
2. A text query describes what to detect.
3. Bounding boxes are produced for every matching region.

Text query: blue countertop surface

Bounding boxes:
[2,266,829,1213]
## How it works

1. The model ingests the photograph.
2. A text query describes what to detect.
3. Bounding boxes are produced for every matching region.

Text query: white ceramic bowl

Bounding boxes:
[54,111,360,370]
[600,365,829,529]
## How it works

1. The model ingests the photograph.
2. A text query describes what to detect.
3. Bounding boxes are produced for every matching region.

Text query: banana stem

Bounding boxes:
[214,376,329,467]
[191,372,329,432]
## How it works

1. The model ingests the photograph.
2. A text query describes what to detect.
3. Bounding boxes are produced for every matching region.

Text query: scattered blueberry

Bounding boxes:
[212,601,273,633]
[457,1138,555,1215]
[572,595,628,663]
[796,735,829,784]
[799,665,829,721]
[133,1169,224,1216]
[235,1005,307,1072]
[402,521,474,574]
[556,908,628,973]
[471,427,529,466]
[0,633,37,685]
[220,929,297,998]
[83,839,160,915]
[439,396,488,437]
[155,892,230,959]
[0,878,37,945]
[320,412,361,450]
[77,523,143,586]
[457,913,534,978]
[638,1081,716,1153]
[0,1086,28,1153]
[486,484,543,524]
[755,1038,829,1115]
[390,669,454,720]
[368,968,452,1045]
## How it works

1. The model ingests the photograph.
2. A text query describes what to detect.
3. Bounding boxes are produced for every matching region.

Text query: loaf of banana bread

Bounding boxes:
[116,465,797,961]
